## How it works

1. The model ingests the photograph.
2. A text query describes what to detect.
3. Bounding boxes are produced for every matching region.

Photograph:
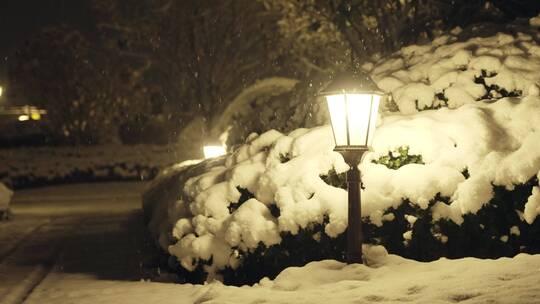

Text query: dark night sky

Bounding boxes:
[0,0,93,58]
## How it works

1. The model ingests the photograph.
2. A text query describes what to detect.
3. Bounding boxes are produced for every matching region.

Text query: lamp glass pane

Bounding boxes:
[326,94,348,146]
[346,94,372,146]
[367,95,381,146]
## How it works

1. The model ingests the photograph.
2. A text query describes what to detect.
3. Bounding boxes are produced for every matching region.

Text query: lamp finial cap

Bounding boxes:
[319,71,382,96]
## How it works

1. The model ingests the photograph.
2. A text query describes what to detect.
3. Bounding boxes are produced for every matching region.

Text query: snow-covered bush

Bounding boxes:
[219,18,540,148]
[367,20,540,113]
[144,16,540,285]
[220,78,328,149]
[145,95,540,284]
[0,143,197,188]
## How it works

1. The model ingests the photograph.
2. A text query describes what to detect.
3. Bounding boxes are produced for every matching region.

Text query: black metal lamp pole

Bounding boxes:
[337,149,367,264]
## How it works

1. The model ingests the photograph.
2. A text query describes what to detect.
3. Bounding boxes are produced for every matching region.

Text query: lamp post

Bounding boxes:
[320,71,383,264]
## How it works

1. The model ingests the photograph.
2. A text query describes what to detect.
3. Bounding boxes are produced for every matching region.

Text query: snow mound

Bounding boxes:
[22,252,540,303]
[250,253,540,304]
[367,22,540,114]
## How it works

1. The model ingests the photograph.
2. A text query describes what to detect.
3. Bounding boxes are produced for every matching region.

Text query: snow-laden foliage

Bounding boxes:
[209,77,307,149]
[367,22,540,113]
[219,18,540,149]
[145,16,540,283]
[219,79,329,149]
[0,144,197,188]
[147,94,540,282]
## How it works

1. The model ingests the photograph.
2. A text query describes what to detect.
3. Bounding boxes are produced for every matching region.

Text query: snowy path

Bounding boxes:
[0,182,163,304]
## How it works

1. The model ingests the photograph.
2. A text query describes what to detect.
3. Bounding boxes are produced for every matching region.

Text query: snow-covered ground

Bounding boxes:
[0,182,157,304]
[23,246,540,304]
[11,182,145,217]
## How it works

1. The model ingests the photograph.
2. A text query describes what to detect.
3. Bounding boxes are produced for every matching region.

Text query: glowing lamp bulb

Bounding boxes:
[326,93,381,148]
[203,145,226,159]
[320,72,383,150]
[18,115,30,121]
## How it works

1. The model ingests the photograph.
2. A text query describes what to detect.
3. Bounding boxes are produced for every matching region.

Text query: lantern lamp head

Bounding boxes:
[320,71,383,152]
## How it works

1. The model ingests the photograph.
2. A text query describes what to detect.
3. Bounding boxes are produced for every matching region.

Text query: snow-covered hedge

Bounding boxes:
[220,78,328,149]
[144,16,540,285]
[0,144,196,188]
[222,17,540,149]
[367,19,540,113]
[145,96,540,284]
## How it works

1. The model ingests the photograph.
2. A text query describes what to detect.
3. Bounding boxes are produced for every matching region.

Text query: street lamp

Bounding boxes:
[320,71,383,264]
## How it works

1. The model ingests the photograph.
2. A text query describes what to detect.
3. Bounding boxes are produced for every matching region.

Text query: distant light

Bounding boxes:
[0,86,3,97]
[203,145,226,159]
[18,115,30,121]
[30,112,41,120]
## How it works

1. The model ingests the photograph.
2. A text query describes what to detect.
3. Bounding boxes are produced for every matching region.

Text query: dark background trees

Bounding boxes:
[7,0,287,144]
[92,0,287,141]
[262,0,540,70]
[4,0,540,145]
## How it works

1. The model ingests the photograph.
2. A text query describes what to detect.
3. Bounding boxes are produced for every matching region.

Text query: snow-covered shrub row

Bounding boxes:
[0,144,195,188]
[144,93,540,284]
[221,78,328,149]
[366,19,540,114]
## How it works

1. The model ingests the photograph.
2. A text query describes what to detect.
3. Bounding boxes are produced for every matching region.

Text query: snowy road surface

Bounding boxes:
[1,183,540,304]
[0,182,163,304]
